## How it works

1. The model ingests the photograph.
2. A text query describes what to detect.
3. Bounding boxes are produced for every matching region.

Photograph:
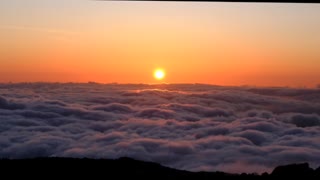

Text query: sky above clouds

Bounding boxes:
[1,83,320,173]
[0,1,320,87]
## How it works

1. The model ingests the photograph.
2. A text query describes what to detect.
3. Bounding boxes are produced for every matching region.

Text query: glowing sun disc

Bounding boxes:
[154,69,165,80]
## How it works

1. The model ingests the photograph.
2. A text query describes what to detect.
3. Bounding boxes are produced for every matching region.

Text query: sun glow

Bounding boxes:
[154,69,165,80]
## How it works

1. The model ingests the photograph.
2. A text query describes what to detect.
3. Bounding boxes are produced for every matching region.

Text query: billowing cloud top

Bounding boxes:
[1,83,320,173]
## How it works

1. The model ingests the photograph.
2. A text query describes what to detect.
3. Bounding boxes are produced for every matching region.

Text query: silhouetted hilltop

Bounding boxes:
[271,163,314,177]
[0,157,319,179]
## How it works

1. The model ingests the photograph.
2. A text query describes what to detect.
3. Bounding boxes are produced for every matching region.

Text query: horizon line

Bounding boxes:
[0,81,318,89]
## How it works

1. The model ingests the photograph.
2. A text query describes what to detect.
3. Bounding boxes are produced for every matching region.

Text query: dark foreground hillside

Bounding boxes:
[0,157,319,179]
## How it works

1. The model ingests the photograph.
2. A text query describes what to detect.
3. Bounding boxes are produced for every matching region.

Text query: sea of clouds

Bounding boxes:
[1,83,320,173]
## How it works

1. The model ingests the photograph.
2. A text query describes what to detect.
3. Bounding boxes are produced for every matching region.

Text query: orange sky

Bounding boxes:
[0,1,320,87]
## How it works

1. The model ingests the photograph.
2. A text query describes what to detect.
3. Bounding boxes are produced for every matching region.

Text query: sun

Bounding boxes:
[154,69,165,80]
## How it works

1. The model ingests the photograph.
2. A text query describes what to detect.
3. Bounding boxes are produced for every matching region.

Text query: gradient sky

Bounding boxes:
[1,0,320,87]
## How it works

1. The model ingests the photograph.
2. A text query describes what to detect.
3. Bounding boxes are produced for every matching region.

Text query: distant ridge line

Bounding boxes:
[1,157,320,178]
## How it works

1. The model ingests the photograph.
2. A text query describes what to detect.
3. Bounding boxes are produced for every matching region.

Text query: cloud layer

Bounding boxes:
[1,83,320,173]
